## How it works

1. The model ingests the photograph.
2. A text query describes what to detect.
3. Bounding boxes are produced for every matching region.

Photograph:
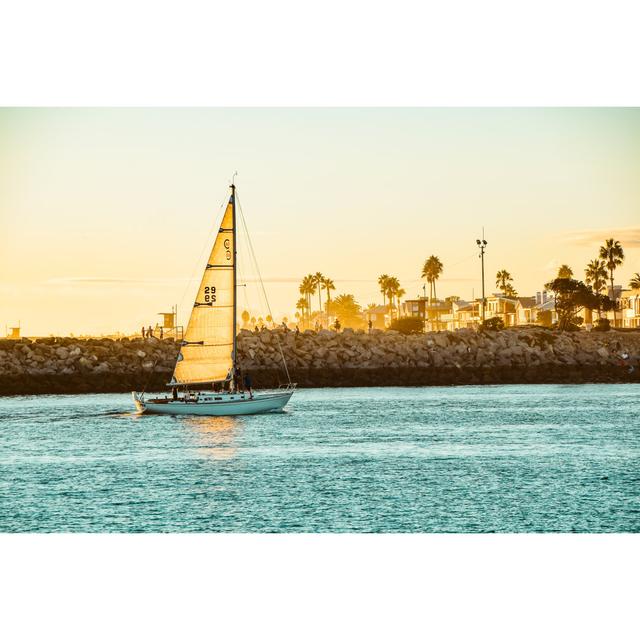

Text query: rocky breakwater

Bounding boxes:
[0,328,639,395]
[0,337,179,395]
[236,327,640,387]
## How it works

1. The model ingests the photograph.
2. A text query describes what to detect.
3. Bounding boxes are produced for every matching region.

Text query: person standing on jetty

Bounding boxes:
[141,326,146,338]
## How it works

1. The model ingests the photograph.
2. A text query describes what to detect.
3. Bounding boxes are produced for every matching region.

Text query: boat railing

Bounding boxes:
[278,382,298,391]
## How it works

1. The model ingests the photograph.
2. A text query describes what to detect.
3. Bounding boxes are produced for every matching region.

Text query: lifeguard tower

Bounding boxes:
[6,322,20,340]
[156,305,183,341]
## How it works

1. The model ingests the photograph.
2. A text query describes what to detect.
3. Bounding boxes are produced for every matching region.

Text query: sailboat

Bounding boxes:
[132,181,295,416]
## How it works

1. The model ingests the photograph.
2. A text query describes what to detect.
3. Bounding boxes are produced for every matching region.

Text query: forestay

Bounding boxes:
[171,195,235,385]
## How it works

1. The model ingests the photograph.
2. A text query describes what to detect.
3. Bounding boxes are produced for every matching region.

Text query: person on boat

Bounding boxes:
[243,372,253,398]
[172,387,178,401]
[233,368,242,392]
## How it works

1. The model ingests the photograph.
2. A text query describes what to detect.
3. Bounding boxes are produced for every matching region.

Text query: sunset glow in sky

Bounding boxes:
[1,108,639,335]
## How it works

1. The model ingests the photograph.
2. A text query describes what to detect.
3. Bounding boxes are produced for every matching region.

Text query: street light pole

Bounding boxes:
[476,231,488,324]
[422,283,427,332]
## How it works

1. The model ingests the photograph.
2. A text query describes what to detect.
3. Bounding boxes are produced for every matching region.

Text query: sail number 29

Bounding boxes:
[204,286,217,303]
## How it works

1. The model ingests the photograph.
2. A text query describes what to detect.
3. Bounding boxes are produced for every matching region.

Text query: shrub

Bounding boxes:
[552,319,582,331]
[388,317,424,334]
[594,318,611,332]
[537,310,553,327]
[481,317,504,331]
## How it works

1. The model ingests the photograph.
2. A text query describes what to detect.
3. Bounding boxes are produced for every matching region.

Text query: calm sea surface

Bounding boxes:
[0,385,638,532]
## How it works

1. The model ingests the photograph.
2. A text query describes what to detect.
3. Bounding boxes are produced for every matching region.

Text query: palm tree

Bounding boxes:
[629,273,640,290]
[385,276,399,305]
[599,238,625,326]
[421,256,443,303]
[396,287,406,315]
[503,283,517,297]
[312,272,324,320]
[557,264,573,279]
[496,269,514,295]
[378,274,390,307]
[584,258,608,321]
[331,293,363,329]
[322,277,335,317]
[296,297,309,326]
[384,276,400,318]
[585,259,607,294]
[496,270,516,325]
[299,275,316,315]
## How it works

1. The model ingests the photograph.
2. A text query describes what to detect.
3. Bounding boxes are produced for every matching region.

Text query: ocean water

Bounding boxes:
[0,385,638,533]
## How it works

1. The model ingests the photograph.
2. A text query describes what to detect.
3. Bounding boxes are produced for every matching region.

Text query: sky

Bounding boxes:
[1,107,639,336]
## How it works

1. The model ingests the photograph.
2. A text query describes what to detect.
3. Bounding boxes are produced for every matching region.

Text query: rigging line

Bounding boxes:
[236,214,263,323]
[236,192,292,384]
[141,358,159,394]
[239,210,271,327]
[236,224,254,323]
[177,194,229,321]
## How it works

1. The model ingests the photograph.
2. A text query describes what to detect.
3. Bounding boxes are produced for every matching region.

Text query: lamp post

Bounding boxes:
[476,233,488,324]
[421,283,427,332]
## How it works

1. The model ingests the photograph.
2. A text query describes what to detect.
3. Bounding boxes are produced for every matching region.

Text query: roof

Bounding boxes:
[536,298,556,311]
[517,296,537,309]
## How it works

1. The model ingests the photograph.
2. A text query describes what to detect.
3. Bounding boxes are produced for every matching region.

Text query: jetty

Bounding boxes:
[1,327,639,395]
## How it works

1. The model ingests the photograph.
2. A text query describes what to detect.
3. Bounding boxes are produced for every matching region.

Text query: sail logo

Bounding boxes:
[204,286,217,302]
[224,238,232,261]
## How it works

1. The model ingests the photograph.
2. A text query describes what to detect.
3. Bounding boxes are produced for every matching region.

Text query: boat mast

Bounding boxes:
[231,181,238,379]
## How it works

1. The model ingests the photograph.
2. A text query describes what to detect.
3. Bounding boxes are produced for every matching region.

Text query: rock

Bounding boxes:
[55,347,69,359]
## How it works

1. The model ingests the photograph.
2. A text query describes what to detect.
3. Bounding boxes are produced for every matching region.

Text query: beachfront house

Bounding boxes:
[485,294,519,327]
[620,290,640,328]
[452,300,481,328]
[399,297,453,331]
[515,296,538,325]
[365,305,391,329]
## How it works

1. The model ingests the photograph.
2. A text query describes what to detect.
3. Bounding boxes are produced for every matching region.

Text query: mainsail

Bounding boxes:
[171,191,236,385]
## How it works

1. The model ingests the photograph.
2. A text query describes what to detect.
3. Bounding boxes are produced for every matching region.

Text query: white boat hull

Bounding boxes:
[132,390,293,416]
